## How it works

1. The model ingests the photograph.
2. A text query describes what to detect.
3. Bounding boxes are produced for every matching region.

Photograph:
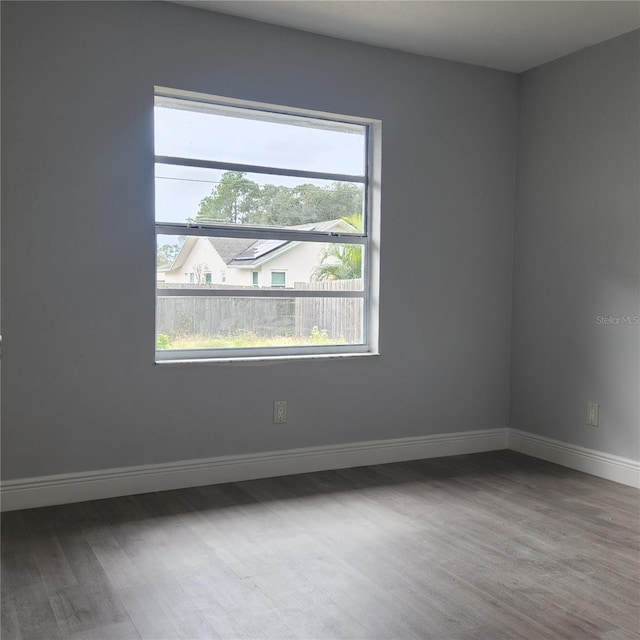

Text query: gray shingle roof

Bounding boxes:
[225,220,350,267]
[208,237,256,264]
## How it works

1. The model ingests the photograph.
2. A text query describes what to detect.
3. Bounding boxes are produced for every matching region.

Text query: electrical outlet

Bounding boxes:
[586,402,599,427]
[273,401,287,424]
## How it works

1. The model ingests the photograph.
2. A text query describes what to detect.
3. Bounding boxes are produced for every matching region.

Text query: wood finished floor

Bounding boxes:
[1,451,639,640]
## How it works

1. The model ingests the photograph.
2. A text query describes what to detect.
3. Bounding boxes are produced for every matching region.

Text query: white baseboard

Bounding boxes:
[4,428,637,512]
[509,429,640,489]
[1,428,508,512]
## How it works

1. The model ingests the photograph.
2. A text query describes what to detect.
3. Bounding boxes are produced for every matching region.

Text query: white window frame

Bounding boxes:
[155,87,380,362]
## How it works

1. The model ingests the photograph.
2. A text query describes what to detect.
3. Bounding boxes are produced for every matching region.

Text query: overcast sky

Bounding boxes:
[154,103,366,225]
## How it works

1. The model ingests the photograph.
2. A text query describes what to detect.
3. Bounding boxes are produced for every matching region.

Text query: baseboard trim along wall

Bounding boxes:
[508,429,640,489]
[1,428,508,512]
[3,428,638,511]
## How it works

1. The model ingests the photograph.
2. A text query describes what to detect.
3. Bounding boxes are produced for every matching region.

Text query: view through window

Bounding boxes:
[155,90,376,360]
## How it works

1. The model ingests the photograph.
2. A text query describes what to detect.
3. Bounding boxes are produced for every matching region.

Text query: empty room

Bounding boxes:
[1,1,639,639]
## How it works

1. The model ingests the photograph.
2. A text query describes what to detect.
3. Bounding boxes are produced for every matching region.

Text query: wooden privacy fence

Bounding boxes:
[294,279,362,343]
[157,279,363,341]
[157,297,295,337]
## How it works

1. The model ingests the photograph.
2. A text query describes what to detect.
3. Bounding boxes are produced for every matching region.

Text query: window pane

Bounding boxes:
[156,297,364,350]
[154,97,366,176]
[154,164,364,228]
[154,91,375,360]
[157,235,365,290]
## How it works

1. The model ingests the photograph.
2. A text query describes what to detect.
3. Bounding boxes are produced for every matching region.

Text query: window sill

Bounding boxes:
[155,351,380,366]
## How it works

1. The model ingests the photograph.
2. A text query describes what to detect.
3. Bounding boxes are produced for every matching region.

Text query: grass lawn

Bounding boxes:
[157,329,345,350]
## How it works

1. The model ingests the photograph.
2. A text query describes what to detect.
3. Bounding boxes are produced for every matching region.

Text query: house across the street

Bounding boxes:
[159,218,356,287]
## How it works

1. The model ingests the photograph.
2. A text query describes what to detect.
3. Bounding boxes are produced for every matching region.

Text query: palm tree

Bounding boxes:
[312,214,363,281]
[312,244,362,281]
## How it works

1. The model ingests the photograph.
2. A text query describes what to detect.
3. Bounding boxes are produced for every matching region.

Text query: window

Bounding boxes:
[155,88,379,361]
[270,271,286,288]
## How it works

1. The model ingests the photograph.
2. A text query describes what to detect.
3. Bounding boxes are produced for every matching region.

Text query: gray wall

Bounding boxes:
[1,2,517,479]
[511,31,640,459]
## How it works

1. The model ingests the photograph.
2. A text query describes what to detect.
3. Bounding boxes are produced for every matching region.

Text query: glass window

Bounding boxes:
[155,90,377,361]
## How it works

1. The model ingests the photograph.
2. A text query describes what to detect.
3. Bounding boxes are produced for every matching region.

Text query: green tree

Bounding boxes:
[197,171,261,224]
[312,244,363,281]
[196,172,362,226]
[157,243,180,267]
[312,214,363,281]
[255,182,362,226]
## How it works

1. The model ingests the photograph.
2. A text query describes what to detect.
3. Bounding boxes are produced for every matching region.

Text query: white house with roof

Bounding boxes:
[159,219,356,287]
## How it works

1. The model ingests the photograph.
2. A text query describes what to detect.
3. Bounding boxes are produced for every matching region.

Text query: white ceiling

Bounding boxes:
[172,0,640,72]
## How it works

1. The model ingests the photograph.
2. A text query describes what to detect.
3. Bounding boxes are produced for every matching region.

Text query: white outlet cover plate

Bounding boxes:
[587,402,599,427]
[274,401,287,424]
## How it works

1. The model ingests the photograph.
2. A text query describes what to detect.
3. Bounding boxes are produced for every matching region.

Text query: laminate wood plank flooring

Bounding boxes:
[2,451,639,640]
